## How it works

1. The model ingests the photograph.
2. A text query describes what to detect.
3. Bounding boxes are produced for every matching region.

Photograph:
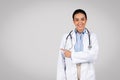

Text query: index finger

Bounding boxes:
[60,48,66,51]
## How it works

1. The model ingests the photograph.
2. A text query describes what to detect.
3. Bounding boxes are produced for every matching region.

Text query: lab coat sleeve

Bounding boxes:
[71,33,99,64]
[57,34,67,80]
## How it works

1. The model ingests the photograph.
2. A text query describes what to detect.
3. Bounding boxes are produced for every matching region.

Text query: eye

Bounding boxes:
[81,18,85,21]
[74,18,79,21]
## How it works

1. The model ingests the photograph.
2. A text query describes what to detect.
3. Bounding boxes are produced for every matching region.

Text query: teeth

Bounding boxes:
[79,24,82,26]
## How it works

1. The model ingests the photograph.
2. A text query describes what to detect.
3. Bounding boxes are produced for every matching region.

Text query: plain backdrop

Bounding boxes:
[0,0,120,80]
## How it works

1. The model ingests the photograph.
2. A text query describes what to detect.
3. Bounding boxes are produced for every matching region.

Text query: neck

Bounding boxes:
[75,28,84,34]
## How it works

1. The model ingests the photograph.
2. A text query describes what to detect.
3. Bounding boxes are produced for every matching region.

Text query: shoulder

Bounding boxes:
[89,31,98,41]
[60,33,68,43]
[62,30,74,39]
[62,33,68,40]
[90,32,97,37]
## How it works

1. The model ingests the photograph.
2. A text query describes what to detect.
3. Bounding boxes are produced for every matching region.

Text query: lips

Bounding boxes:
[77,24,83,28]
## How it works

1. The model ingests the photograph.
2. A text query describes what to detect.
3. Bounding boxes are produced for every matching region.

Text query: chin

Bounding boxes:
[77,28,84,32]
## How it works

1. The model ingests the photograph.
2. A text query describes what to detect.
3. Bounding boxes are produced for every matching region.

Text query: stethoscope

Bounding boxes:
[64,28,92,50]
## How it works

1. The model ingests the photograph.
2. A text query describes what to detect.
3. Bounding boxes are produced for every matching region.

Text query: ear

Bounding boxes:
[73,20,75,24]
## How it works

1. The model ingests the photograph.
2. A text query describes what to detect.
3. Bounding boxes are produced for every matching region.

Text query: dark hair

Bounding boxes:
[72,9,87,20]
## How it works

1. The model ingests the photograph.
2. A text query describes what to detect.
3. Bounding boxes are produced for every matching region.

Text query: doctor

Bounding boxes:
[57,9,99,80]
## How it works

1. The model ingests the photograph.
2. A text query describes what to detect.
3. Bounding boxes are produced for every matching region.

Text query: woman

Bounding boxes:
[57,9,99,80]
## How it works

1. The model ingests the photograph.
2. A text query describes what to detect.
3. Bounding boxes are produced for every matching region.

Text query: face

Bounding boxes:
[73,13,87,33]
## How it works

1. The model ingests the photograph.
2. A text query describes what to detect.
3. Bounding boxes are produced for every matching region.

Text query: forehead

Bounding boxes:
[74,13,85,18]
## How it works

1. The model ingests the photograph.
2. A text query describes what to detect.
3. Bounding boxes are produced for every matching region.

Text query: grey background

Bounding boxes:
[0,0,120,80]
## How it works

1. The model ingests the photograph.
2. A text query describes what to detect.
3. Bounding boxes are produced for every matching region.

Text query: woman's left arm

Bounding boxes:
[71,33,99,64]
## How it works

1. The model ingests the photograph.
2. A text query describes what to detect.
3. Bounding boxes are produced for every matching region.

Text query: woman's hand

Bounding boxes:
[61,49,71,58]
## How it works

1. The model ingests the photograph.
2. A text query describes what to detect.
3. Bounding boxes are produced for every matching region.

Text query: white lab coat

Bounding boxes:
[57,29,99,80]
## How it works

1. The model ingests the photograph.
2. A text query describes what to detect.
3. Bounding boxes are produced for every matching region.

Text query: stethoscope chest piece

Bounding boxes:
[88,45,92,50]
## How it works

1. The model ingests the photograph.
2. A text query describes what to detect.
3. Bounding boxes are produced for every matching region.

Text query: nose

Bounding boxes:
[78,20,82,24]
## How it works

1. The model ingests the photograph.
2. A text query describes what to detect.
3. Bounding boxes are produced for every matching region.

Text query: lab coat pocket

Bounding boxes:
[86,64,95,80]
[65,57,72,67]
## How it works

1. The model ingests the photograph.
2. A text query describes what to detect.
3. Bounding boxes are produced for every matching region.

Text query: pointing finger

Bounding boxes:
[60,48,66,51]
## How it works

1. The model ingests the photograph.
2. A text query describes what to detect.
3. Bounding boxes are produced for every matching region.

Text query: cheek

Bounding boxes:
[73,21,78,25]
[73,21,76,25]
[82,21,86,26]
[84,20,87,23]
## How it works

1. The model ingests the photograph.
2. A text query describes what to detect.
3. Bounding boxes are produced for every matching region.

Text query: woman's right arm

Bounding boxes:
[57,34,67,80]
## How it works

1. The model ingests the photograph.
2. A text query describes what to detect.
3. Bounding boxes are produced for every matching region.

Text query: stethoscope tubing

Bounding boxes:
[64,28,92,50]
